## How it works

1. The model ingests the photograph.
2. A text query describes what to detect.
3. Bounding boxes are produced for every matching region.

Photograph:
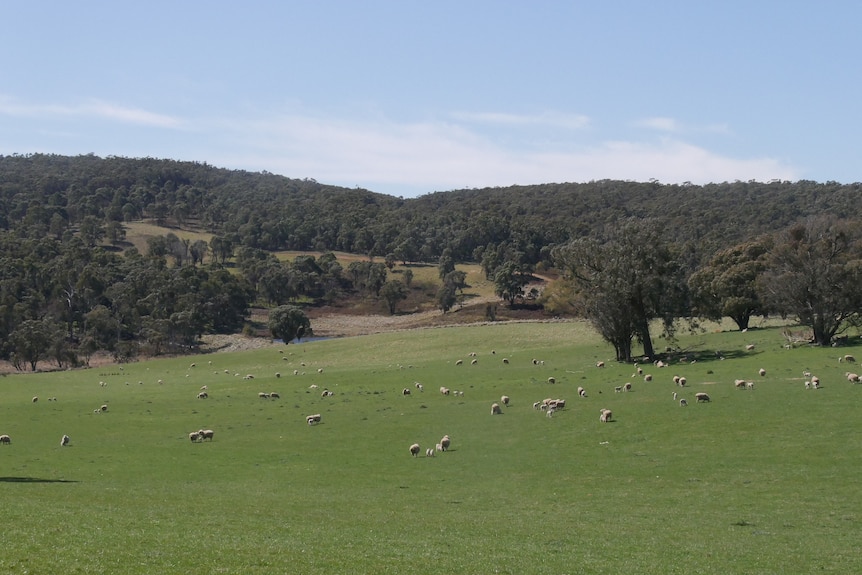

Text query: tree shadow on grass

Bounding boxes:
[0,477,78,483]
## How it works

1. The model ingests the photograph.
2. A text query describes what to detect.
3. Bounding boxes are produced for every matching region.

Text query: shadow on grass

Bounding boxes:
[0,477,78,483]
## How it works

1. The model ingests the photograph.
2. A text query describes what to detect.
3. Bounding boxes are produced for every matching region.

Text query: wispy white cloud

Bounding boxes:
[0,94,183,128]
[207,112,799,193]
[452,111,591,130]
[637,116,680,132]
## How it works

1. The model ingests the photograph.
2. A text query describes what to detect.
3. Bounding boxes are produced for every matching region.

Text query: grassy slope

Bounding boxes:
[1,322,861,574]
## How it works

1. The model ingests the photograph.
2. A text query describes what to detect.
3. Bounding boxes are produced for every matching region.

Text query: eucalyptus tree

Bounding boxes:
[758,217,862,345]
[553,219,687,362]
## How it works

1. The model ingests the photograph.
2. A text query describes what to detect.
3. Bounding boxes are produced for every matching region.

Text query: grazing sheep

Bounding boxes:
[0,434,10,444]
[644,374,653,382]
[599,409,612,422]
[409,443,421,457]
[243,374,255,380]
[321,390,333,397]
[306,414,322,425]
[100,404,108,412]
[502,358,509,364]
[578,386,587,397]
[839,354,856,363]
[811,375,820,386]
[426,448,435,457]
[436,443,443,452]
[547,377,556,384]
[552,399,566,410]
[199,429,214,441]
[673,375,680,385]
[746,344,755,351]
[414,382,424,391]
[491,402,502,415]
[200,385,208,391]
[804,380,811,389]
[811,379,820,389]
[746,381,755,390]
[758,368,766,377]
[695,392,711,403]
[440,386,450,396]
[455,360,463,366]
[471,359,478,365]
[614,386,622,393]
[403,388,411,396]
[501,395,510,406]
[846,372,861,383]
[533,401,542,409]
[197,391,208,399]
[189,431,201,442]
[734,379,747,389]
[32,396,38,403]
[673,392,677,400]
[60,434,70,446]
[623,382,632,392]
[440,435,451,452]
[596,361,605,368]
[679,398,688,406]
[678,377,687,387]
[546,408,555,418]
[317,368,324,374]
[258,392,270,399]
[269,392,280,399]
[275,372,281,378]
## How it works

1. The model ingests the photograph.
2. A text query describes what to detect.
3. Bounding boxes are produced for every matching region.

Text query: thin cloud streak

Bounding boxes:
[0,95,183,128]
[452,111,591,130]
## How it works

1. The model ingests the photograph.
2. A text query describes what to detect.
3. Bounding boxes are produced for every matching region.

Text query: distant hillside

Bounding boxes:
[2,153,861,267]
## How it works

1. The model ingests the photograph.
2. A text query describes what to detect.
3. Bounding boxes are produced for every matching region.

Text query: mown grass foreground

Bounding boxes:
[1,321,861,574]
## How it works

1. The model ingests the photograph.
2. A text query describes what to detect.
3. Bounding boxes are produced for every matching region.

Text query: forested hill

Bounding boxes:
[2,153,861,265]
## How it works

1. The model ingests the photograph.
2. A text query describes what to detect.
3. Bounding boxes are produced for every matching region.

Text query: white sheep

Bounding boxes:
[440,435,451,451]
[846,372,861,383]
[644,374,653,382]
[533,401,542,409]
[426,448,435,457]
[491,402,502,415]
[269,392,280,399]
[758,368,766,377]
[839,354,856,363]
[275,372,281,378]
[614,386,622,393]
[32,396,38,403]
[746,381,755,390]
[440,386,450,396]
[673,392,677,400]
[502,358,509,364]
[471,359,478,365]
[455,360,463,366]
[403,388,412,396]
[100,404,108,412]
[745,344,755,351]
[414,382,424,391]
[695,392,710,403]
[306,414,322,425]
[409,443,421,457]
[435,443,443,452]
[546,408,555,418]
[60,434,70,446]
[258,392,270,399]
[679,398,688,407]
[0,434,10,444]
[578,386,587,398]
[198,429,214,441]
[678,377,687,387]
[547,377,556,384]
[501,395,510,406]
[197,391,208,399]
[734,379,747,389]
[599,408,612,422]
[623,382,632,392]
[596,361,605,368]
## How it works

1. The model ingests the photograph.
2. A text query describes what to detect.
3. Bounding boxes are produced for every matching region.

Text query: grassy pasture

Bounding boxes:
[2,322,861,574]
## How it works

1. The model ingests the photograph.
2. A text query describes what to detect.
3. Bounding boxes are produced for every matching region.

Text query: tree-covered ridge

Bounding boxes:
[3,153,862,267]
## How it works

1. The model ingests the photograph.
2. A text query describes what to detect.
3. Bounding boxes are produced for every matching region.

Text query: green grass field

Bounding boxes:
[2,321,861,574]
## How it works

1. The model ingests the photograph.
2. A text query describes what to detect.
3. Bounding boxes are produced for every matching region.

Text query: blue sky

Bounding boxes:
[2,1,859,197]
